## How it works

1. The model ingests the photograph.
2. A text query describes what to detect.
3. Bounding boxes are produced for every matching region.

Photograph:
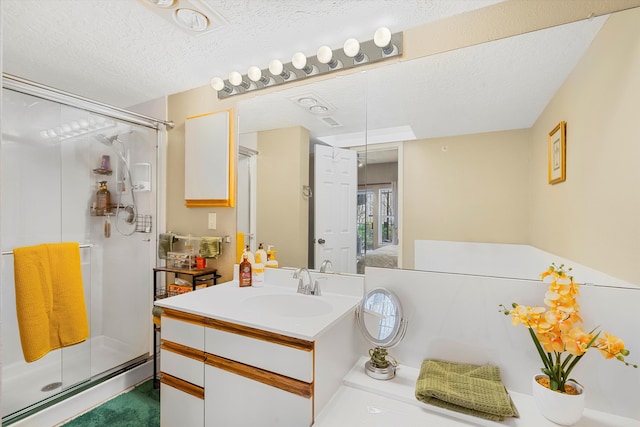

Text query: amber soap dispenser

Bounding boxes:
[239,254,252,287]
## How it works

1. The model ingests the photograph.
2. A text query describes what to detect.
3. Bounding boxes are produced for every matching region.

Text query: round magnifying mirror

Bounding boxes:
[356,288,407,380]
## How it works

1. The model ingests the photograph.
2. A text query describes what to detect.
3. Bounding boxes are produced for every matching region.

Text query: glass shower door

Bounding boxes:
[1,88,156,422]
[0,91,91,418]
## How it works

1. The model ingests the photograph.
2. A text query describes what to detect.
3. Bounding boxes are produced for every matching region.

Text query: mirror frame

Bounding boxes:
[356,287,407,349]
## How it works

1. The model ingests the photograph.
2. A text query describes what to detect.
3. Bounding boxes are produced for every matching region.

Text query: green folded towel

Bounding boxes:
[415,359,519,422]
[199,236,221,258]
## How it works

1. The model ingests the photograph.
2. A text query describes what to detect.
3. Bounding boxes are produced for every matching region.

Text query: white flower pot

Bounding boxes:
[532,374,585,426]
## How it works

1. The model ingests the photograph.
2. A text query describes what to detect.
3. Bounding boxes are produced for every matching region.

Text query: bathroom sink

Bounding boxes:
[242,294,333,318]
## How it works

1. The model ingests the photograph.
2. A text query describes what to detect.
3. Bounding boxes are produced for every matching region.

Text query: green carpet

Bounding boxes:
[62,380,159,427]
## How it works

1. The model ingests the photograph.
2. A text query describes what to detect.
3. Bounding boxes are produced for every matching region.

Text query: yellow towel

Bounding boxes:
[13,242,89,363]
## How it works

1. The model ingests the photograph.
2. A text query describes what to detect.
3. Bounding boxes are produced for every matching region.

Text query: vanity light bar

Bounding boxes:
[211,29,403,99]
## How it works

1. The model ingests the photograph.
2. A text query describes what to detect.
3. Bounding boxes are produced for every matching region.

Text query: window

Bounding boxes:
[357,190,373,255]
[379,188,394,244]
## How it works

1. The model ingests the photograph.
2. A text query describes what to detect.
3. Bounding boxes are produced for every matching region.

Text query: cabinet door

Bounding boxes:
[205,364,312,427]
[161,381,204,427]
[184,110,234,207]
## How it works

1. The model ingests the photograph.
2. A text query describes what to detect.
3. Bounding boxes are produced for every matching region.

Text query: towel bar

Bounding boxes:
[1,243,93,256]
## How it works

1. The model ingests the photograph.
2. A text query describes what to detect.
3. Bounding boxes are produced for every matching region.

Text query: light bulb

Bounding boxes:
[374,27,392,48]
[292,52,307,70]
[247,66,262,82]
[210,77,225,91]
[316,46,333,64]
[344,38,367,63]
[228,71,243,86]
[317,45,341,69]
[343,38,361,58]
[211,77,233,94]
[374,27,395,55]
[229,71,253,90]
[248,66,272,86]
[268,59,283,75]
[292,52,316,75]
[268,59,291,80]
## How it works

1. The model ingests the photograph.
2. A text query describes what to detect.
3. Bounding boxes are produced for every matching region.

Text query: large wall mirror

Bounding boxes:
[237,6,640,287]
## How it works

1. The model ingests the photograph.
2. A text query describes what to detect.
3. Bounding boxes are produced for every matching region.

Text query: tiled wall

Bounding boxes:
[364,266,640,419]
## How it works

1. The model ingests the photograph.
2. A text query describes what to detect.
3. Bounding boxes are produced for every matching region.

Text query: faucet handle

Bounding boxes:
[296,277,306,294]
[312,277,326,296]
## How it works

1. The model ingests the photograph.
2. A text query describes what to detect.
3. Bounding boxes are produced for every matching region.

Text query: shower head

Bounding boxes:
[95,133,119,146]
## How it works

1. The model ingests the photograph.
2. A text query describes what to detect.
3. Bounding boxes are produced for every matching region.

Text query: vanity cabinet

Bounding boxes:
[204,319,314,427]
[158,307,359,427]
[159,309,206,427]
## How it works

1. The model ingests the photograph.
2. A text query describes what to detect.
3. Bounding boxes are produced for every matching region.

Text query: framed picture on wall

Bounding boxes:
[548,121,566,184]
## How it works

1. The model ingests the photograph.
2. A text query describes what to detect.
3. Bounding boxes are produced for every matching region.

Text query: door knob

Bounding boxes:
[318,238,326,244]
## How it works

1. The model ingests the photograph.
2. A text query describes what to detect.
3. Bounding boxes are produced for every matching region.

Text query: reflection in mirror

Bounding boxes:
[356,288,407,380]
[237,7,640,287]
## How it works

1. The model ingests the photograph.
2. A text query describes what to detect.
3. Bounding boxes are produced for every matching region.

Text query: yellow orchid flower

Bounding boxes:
[499,263,636,393]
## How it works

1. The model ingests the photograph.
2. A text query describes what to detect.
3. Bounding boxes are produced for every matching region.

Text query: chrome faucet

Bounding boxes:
[292,268,313,295]
[319,259,333,273]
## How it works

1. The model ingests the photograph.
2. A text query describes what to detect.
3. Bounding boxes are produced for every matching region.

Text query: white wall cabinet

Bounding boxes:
[184,110,234,207]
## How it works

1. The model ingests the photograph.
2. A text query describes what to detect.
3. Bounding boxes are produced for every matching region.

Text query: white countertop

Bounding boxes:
[313,357,640,427]
[154,281,363,341]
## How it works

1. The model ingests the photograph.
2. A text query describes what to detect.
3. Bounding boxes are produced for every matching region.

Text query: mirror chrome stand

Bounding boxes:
[356,288,408,381]
[365,347,397,380]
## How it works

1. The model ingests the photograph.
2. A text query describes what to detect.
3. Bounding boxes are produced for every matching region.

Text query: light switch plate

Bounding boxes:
[208,213,216,229]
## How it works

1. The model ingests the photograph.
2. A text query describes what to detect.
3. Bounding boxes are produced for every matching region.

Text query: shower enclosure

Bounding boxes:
[0,76,163,424]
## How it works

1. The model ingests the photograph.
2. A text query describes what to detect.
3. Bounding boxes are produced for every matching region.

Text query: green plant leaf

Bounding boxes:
[529,328,552,371]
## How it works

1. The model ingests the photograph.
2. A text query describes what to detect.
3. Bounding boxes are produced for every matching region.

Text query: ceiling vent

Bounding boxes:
[320,116,342,128]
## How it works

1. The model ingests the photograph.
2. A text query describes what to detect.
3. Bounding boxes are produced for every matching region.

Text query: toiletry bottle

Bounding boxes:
[239,254,252,287]
[265,245,279,268]
[252,259,264,287]
[244,245,255,266]
[256,243,267,267]
[96,181,111,215]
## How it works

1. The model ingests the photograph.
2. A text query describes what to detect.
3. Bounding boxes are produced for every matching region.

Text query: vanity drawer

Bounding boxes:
[161,309,206,351]
[161,377,204,427]
[205,319,314,383]
[161,341,206,387]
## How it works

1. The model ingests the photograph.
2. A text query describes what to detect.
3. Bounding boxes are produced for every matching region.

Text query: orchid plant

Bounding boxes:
[500,263,636,393]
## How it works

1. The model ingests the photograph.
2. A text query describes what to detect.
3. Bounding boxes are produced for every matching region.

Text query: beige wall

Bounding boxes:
[166,88,238,281]
[256,127,309,268]
[530,7,640,285]
[402,129,531,268]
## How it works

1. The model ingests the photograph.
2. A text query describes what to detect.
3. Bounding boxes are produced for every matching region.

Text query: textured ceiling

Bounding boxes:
[2,0,611,156]
[237,15,606,144]
[2,0,503,108]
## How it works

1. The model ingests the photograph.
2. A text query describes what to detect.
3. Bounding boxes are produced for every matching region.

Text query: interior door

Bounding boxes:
[314,145,357,273]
